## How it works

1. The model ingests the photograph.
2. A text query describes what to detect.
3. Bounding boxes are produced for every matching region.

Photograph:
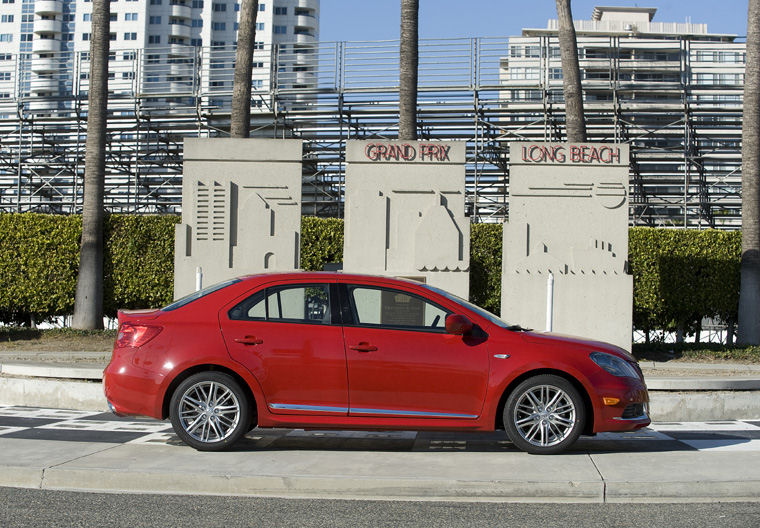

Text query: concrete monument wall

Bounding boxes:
[174,138,302,298]
[343,140,469,298]
[502,142,633,350]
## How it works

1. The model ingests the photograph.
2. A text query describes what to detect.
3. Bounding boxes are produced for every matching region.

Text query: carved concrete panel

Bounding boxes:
[343,140,469,298]
[174,138,302,298]
[502,142,633,350]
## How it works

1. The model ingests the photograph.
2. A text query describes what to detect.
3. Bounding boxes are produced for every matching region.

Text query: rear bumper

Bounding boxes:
[103,348,165,419]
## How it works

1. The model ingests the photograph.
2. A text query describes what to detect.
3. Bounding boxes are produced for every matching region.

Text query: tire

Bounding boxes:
[169,371,250,451]
[504,374,585,455]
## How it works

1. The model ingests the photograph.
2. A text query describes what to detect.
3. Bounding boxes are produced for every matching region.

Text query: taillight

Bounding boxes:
[116,323,162,348]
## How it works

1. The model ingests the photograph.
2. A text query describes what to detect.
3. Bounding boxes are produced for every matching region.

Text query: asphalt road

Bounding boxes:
[1,487,759,528]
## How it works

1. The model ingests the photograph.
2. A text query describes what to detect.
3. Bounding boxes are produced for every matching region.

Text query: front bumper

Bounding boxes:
[593,381,651,432]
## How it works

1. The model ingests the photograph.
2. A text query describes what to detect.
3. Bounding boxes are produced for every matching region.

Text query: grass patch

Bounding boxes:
[633,342,760,363]
[0,327,117,352]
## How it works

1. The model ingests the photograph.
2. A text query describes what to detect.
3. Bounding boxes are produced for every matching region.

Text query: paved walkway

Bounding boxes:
[0,405,759,503]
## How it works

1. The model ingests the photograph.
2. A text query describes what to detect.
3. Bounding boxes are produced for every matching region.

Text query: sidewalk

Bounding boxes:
[1,422,759,503]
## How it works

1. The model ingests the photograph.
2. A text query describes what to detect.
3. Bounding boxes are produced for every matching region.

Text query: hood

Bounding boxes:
[520,331,636,362]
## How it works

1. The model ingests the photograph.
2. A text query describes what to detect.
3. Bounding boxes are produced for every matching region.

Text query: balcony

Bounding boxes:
[34,0,63,14]
[30,76,58,93]
[168,43,192,57]
[32,39,61,53]
[34,19,63,35]
[294,32,316,44]
[295,15,316,28]
[171,5,192,19]
[31,56,58,73]
[169,24,192,39]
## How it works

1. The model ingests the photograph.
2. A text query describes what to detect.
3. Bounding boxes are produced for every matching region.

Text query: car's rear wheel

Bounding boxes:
[504,374,585,455]
[170,372,250,451]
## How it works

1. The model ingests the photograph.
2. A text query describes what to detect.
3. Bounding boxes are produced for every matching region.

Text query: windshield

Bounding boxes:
[162,278,241,312]
[420,284,512,329]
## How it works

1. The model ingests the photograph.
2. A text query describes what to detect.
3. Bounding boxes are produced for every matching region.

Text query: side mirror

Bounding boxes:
[446,314,473,335]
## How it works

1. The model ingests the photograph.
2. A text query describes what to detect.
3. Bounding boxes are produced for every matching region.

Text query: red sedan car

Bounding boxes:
[104,272,649,455]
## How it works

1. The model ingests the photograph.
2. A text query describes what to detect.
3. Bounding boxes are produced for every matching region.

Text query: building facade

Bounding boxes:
[501,6,744,227]
[0,0,319,113]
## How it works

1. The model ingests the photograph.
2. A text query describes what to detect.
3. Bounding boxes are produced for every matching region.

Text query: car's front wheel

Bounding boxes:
[170,372,250,451]
[504,374,585,455]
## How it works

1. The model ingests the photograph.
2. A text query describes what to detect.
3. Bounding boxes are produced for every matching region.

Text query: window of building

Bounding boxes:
[212,2,226,11]
[254,41,264,50]
[0,53,12,60]
[253,61,263,68]
[122,72,135,79]
[213,22,226,30]
[273,25,286,34]
[125,13,138,21]
[124,32,137,40]
[108,72,115,79]
[274,6,286,15]
[148,35,161,44]
[191,38,202,46]
[109,32,117,41]
[122,51,136,60]
[64,14,75,21]
[211,40,225,47]
[549,67,563,80]
[0,0,15,4]
[82,33,90,41]
[259,3,265,10]
[191,19,202,27]
[83,13,91,21]
[110,13,118,21]
[192,0,204,7]
[251,79,263,88]
[234,2,239,11]
[150,16,161,24]
[0,72,10,80]
[20,34,32,41]
[256,22,265,30]
[150,0,162,4]
[1,14,14,22]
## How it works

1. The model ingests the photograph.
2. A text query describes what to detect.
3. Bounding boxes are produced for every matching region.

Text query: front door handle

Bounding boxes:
[235,336,263,346]
[349,342,377,352]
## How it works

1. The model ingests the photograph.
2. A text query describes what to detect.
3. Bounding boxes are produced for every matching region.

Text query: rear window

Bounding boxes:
[162,278,241,312]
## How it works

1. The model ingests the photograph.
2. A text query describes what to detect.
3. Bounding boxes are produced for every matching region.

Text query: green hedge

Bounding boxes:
[0,214,744,332]
[629,227,741,334]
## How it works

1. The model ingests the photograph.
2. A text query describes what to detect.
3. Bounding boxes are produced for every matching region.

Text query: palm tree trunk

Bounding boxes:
[230,0,259,138]
[739,0,760,344]
[555,0,587,142]
[398,0,419,140]
[72,0,109,329]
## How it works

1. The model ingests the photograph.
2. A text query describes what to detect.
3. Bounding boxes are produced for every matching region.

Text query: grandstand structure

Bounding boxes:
[0,29,747,227]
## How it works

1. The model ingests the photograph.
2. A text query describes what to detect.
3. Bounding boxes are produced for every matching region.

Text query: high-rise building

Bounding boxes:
[501,6,744,227]
[0,0,319,112]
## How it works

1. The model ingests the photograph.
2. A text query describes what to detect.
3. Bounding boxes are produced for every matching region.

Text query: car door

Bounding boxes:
[219,281,349,416]
[340,282,489,419]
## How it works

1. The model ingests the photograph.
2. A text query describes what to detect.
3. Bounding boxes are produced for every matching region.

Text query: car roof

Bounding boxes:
[237,271,427,287]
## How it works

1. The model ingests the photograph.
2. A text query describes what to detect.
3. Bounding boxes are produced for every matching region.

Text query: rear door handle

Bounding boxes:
[235,336,263,346]
[349,342,377,352]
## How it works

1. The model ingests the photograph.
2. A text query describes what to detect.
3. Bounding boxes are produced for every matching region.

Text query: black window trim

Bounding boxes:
[228,282,340,326]
[339,283,452,334]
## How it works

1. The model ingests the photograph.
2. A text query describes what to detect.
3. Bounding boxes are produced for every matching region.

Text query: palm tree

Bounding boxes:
[230,0,259,138]
[555,0,587,142]
[739,0,760,345]
[72,0,110,330]
[398,0,419,140]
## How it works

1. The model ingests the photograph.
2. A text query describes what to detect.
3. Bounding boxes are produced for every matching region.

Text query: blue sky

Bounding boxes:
[319,1,749,42]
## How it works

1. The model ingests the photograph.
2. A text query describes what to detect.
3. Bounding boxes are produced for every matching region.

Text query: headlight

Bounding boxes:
[589,352,641,379]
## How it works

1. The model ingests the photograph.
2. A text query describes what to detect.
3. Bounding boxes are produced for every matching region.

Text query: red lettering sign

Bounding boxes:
[520,144,621,165]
